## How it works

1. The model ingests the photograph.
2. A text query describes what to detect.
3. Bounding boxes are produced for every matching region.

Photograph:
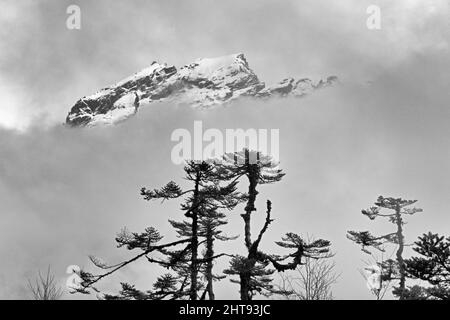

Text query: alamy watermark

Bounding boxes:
[366,5,381,30]
[66,5,81,30]
[64,5,381,32]
[171,121,280,165]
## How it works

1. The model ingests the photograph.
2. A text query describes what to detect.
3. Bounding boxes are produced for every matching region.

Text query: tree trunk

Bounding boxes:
[395,205,405,300]
[240,160,259,300]
[189,171,201,300]
[242,171,257,249]
[240,269,252,300]
[205,226,215,300]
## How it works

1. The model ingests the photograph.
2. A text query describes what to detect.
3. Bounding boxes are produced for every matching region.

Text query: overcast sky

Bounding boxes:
[0,0,449,299]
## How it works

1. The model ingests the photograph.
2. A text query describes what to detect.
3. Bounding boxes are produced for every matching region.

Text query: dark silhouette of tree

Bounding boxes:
[403,232,450,300]
[166,203,238,300]
[347,196,422,300]
[28,266,63,300]
[77,227,192,299]
[141,161,240,300]
[75,160,239,300]
[72,151,331,300]
[221,149,332,300]
[198,205,238,300]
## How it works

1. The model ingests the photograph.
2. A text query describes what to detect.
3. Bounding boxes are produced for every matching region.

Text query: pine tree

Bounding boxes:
[221,149,332,300]
[76,226,192,299]
[141,160,240,300]
[347,196,422,300]
[403,232,450,300]
[167,203,238,300]
[74,160,239,300]
[198,205,238,300]
[72,153,331,300]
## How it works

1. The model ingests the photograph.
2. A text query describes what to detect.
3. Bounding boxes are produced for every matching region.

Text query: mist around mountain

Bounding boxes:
[66,53,337,127]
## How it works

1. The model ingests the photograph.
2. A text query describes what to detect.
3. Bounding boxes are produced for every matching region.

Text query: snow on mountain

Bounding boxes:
[66,53,337,127]
[256,76,338,98]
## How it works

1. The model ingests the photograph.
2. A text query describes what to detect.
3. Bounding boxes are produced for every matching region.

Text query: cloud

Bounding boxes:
[1,0,448,130]
[0,84,23,130]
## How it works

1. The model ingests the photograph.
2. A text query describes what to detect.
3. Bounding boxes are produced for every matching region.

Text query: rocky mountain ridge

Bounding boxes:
[66,53,337,127]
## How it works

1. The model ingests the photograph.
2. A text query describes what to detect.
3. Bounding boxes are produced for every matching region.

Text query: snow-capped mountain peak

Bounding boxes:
[66,53,336,127]
[179,53,248,79]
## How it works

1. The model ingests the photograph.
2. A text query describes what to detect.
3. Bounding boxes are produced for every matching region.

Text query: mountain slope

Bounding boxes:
[66,53,337,127]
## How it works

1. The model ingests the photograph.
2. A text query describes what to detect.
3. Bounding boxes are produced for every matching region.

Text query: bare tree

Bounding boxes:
[28,266,63,300]
[276,257,339,300]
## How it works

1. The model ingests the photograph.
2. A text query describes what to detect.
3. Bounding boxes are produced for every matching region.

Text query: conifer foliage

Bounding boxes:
[76,160,239,300]
[347,196,422,299]
[73,150,332,300]
[403,232,450,300]
[221,149,331,300]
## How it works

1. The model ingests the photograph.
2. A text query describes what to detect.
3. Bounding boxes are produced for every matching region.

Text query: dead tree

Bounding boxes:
[276,256,339,300]
[28,266,63,300]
